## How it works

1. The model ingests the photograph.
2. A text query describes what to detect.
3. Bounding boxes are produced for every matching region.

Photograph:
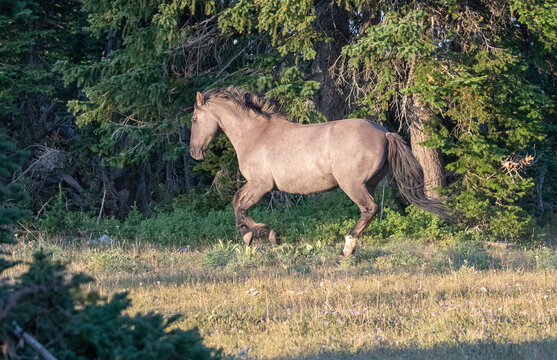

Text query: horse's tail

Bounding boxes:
[385,132,456,223]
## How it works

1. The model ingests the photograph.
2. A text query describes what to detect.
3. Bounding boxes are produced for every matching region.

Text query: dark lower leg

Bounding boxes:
[338,183,378,256]
[348,208,377,239]
[233,183,279,245]
[342,208,377,256]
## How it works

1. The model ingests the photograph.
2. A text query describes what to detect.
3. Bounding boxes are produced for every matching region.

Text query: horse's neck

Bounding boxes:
[216,104,272,152]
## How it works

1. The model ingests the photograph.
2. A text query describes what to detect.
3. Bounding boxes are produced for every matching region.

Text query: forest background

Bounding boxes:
[1,1,557,358]
[1,0,556,247]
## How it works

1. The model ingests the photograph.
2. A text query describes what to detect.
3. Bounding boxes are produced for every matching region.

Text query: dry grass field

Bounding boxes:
[5,238,557,359]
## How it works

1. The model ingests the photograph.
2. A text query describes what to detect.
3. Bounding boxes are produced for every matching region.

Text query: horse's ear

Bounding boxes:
[196,92,205,107]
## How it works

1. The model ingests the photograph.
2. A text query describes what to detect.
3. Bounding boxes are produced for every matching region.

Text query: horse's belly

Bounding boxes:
[272,165,338,194]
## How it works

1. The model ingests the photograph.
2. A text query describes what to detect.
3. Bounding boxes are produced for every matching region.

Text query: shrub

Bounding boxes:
[528,247,557,271]
[202,240,238,268]
[39,185,72,236]
[36,184,545,248]
[137,206,237,246]
[450,240,499,270]
[119,203,143,241]
[0,251,221,360]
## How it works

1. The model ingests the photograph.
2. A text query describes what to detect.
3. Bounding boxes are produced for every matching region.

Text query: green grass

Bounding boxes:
[35,188,487,248]
[4,237,557,359]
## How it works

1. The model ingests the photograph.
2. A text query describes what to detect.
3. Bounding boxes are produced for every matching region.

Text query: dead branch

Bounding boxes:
[15,145,64,181]
[35,196,53,219]
[97,187,106,225]
[500,152,541,181]
[12,322,58,360]
[163,14,231,79]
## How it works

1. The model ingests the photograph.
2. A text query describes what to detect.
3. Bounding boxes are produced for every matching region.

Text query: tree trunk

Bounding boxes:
[136,163,151,214]
[408,94,445,199]
[181,127,195,189]
[312,1,350,121]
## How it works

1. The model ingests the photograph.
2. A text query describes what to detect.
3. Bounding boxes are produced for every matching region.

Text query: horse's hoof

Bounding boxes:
[340,247,355,257]
[243,231,254,246]
[268,230,280,246]
[341,235,356,257]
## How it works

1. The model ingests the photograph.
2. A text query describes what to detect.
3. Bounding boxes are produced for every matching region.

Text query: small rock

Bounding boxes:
[97,234,113,244]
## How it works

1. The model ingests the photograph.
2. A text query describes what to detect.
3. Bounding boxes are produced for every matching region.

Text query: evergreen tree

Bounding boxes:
[221,0,556,238]
[0,131,28,271]
[339,2,551,238]
[0,251,221,359]
[0,0,107,214]
[53,0,556,239]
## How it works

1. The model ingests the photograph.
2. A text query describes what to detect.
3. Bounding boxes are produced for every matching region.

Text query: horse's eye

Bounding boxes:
[192,117,197,123]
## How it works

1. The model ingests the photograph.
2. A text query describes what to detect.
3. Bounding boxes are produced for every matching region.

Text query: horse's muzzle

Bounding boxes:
[190,148,206,160]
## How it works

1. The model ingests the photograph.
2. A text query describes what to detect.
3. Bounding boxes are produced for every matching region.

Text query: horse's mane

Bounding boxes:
[201,86,278,119]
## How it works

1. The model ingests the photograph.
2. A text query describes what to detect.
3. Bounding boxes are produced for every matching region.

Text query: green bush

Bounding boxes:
[0,251,221,360]
[39,185,70,236]
[36,185,549,247]
[119,203,143,241]
[137,205,238,246]
[0,130,29,270]
[202,240,238,268]
[527,247,557,271]
[450,240,499,270]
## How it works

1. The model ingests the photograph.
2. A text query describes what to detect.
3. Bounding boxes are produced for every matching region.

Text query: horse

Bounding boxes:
[190,86,453,256]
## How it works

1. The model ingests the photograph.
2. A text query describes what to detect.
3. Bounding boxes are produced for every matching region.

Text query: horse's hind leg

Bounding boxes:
[338,183,379,256]
[233,182,279,246]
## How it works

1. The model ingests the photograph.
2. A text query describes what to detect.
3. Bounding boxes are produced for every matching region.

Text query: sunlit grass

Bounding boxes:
[4,237,557,359]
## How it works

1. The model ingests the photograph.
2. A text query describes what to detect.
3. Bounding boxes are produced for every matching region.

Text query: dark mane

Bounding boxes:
[201,86,278,118]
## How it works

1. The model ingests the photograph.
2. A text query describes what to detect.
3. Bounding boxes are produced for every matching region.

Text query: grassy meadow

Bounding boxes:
[5,235,557,359]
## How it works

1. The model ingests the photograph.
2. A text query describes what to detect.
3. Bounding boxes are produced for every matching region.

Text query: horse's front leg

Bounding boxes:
[233,182,280,246]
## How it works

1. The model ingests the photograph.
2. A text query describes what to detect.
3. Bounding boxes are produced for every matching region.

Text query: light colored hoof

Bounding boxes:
[268,230,280,246]
[243,231,254,246]
[341,248,355,257]
[342,235,357,257]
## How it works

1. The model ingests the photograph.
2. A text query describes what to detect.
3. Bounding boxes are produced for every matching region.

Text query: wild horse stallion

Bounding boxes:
[190,86,453,256]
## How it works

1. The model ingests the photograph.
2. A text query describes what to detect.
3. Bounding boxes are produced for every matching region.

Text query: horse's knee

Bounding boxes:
[237,222,250,234]
[363,203,378,219]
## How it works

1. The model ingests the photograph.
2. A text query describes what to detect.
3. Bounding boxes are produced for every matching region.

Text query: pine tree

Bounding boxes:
[54,0,556,239]
[337,2,553,239]
[0,251,221,359]
[0,131,28,271]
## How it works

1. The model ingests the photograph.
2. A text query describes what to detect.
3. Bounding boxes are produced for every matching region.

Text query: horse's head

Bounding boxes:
[190,92,220,160]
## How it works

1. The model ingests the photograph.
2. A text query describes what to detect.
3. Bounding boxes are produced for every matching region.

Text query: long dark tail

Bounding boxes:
[385,132,456,223]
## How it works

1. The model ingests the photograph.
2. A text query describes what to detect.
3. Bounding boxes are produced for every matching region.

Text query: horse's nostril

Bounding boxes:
[190,148,205,160]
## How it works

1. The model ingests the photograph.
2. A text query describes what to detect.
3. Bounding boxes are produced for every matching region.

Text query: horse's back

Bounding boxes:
[250,118,389,194]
